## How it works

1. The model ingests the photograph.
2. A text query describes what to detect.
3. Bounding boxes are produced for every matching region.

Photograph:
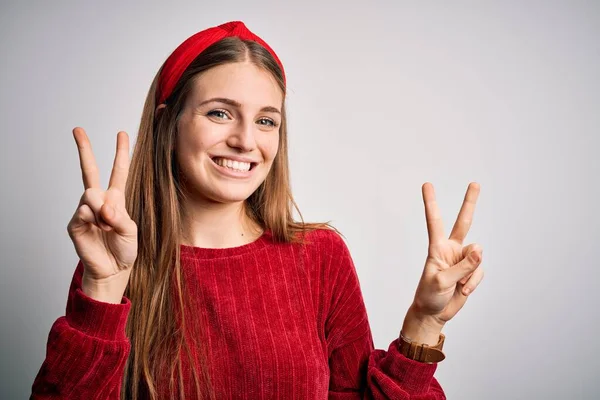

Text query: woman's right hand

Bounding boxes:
[66,127,138,303]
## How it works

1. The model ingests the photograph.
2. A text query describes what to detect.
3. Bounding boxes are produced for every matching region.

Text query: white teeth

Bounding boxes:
[214,157,251,172]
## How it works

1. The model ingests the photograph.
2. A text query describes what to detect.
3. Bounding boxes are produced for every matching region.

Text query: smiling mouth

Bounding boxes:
[211,157,258,172]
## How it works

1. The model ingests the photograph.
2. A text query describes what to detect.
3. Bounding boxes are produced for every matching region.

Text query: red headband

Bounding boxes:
[157,21,285,105]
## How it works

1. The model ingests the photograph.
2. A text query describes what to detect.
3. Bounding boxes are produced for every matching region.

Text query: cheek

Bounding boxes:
[259,133,280,161]
[176,137,203,167]
[177,121,221,153]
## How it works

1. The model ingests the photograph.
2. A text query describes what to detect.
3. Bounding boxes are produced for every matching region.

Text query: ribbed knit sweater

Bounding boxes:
[31,229,445,399]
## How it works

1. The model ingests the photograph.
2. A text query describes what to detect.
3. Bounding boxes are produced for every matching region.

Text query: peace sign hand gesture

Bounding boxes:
[66,127,138,304]
[408,182,484,330]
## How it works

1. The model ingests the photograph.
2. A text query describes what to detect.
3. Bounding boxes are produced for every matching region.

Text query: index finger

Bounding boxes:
[73,127,101,189]
[108,131,131,191]
[449,182,480,244]
[422,182,445,244]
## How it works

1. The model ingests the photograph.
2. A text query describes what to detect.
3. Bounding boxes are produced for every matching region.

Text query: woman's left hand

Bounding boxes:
[410,182,484,328]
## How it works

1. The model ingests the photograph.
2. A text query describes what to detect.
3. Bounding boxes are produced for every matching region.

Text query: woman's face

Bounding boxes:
[174,61,283,205]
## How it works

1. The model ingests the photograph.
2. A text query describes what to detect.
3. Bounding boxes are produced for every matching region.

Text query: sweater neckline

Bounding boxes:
[179,230,272,260]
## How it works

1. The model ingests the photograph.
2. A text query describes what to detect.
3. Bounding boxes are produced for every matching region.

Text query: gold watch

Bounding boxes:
[398,331,446,363]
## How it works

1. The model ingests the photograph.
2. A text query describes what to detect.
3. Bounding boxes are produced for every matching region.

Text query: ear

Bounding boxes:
[155,103,167,117]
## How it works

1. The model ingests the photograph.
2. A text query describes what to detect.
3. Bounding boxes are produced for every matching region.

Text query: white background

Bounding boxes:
[1,1,598,398]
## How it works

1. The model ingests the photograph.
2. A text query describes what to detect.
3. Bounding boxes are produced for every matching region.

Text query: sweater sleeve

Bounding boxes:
[31,260,132,399]
[323,232,446,399]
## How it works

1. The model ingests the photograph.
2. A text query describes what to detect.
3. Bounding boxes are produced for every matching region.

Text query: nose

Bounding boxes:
[226,119,257,152]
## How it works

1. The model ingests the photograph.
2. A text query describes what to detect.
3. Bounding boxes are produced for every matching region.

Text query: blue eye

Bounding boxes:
[258,118,277,127]
[207,110,230,119]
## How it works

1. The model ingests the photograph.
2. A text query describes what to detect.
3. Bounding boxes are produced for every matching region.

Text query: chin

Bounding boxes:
[203,185,260,204]
[214,193,253,204]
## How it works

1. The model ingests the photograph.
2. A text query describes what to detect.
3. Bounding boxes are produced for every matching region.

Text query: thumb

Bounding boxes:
[440,244,482,285]
[458,243,479,285]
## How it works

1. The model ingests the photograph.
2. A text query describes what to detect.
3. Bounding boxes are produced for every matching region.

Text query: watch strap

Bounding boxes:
[398,331,446,363]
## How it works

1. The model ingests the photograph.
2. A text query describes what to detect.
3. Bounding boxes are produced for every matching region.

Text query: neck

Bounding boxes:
[181,199,262,249]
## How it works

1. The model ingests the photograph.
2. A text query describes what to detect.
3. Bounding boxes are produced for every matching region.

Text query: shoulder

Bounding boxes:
[264,227,355,275]
[299,227,349,254]
[293,227,355,274]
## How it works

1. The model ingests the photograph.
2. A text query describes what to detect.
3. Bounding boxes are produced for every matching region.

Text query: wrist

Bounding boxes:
[81,284,125,304]
[401,304,445,346]
[81,273,128,304]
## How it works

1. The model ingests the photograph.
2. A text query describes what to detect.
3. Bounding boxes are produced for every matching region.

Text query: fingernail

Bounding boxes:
[470,252,479,263]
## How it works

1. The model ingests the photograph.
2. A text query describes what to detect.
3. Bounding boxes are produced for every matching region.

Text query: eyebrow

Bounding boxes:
[198,97,281,114]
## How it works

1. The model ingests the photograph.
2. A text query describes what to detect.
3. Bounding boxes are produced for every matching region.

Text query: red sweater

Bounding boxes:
[31,229,446,399]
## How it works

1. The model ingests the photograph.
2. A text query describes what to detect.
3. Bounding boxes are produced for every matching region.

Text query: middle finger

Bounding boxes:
[449,182,480,244]
[108,131,131,192]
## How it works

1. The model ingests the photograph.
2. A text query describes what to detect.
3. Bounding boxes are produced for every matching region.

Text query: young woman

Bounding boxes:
[31,21,484,399]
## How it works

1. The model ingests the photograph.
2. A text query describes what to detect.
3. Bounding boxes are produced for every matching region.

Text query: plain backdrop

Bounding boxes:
[1,1,598,399]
